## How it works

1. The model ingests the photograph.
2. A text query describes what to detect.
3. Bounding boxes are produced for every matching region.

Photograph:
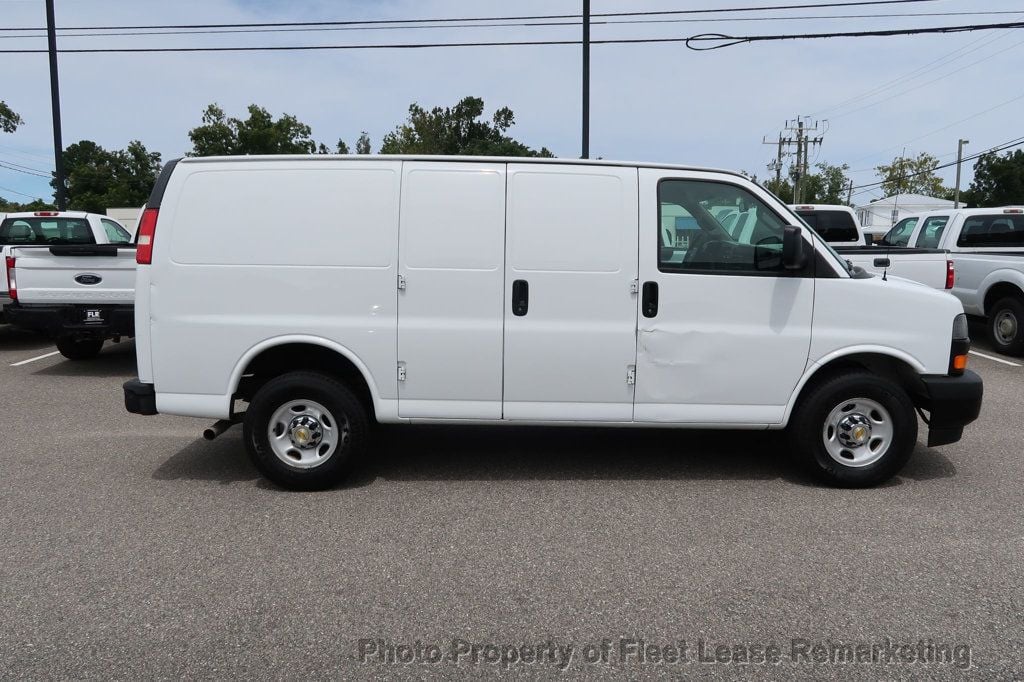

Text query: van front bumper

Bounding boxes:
[123,379,158,416]
[917,370,983,447]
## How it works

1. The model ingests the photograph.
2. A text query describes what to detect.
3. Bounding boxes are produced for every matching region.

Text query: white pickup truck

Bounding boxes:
[790,204,953,290]
[1,211,136,359]
[884,206,1024,354]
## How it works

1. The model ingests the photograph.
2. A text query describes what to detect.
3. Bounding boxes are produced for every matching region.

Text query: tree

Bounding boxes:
[1,100,22,133]
[50,139,161,213]
[761,162,851,205]
[355,132,371,155]
[188,103,318,156]
[875,152,947,197]
[0,197,55,212]
[379,96,554,157]
[962,149,1024,207]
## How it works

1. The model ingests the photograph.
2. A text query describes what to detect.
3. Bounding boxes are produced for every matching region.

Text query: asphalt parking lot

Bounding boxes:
[1,324,1022,678]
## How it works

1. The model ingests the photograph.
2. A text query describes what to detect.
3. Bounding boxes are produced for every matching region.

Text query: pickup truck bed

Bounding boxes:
[833,245,952,290]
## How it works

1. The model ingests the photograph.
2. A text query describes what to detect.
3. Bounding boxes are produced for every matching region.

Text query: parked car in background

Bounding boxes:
[2,211,135,358]
[791,204,952,290]
[124,155,982,490]
[887,207,1024,355]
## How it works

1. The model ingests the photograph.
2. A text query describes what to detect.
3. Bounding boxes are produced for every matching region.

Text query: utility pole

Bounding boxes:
[847,179,854,206]
[46,0,66,210]
[581,0,590,159]
[954,138,969,208]
[794,120,805,203]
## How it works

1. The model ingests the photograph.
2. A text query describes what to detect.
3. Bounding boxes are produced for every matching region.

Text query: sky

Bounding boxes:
[1,0,1022,207]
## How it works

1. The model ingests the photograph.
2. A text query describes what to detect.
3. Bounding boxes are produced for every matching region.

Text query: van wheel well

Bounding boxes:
[797,354,923,408]
[984,282,1024,316]
[235,343,374,418]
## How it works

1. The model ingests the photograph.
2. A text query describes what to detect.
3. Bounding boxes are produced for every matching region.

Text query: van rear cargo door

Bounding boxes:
[396,162,507,419]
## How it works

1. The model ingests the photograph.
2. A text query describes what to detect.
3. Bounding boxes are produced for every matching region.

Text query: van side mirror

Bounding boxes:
[782,226,806,270]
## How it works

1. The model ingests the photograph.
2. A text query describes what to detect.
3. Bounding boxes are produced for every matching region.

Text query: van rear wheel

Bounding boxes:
[243,371,368,490]
[789,372,917,487]
[989,297,1024,356]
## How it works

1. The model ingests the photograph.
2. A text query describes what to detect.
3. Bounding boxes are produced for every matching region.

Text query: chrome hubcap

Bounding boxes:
[823,398,894,468]
[995,311,1018,345]
[267,399,347,469]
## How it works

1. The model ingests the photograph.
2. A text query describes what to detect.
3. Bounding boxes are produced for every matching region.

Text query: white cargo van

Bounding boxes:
[124,156,982,489]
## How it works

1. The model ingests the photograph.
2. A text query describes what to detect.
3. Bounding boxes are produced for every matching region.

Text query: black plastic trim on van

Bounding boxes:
[146,158,181,209]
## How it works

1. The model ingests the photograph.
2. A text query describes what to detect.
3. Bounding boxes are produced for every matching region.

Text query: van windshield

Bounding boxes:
[0,217,96,245]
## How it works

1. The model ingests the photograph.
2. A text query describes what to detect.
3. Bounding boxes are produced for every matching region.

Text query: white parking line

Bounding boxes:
[10,350,60,367]
[969,350,1022,367]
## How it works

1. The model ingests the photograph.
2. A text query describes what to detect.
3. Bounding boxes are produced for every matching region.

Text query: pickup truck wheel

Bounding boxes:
[243,371,368,490]
[55,337,104,360]
[789,372,917,487]
[989,297,1024,356]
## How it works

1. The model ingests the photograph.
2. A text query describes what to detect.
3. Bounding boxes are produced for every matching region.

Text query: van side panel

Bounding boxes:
[502,164,639,421]
[397,162,506,419]
[149,160,402,418]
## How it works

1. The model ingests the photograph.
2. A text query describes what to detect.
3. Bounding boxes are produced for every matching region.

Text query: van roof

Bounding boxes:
[173,154,745,178]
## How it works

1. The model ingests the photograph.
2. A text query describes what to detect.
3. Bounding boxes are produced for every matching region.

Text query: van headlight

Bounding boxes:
[949,313,970,375]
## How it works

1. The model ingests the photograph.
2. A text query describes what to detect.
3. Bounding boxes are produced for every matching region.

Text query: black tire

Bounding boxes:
[243,371,368,490]
[988,296,1024,356]
[788,371,918,487]
[56,337,104,360]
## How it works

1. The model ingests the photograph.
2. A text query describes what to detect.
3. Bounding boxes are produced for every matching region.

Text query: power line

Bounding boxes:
[0,183,45,200]
[0,157,51,174]
[0,0,944,32]
[2,20,1021,54]
[0,161,51,178]
[850,135,1024,194]
[0,11,1018,41]
[810,23,1020,117]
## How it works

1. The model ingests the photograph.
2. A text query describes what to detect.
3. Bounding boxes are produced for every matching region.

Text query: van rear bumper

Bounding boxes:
[5,303,134,339]
[123,379,158,416]
[917,370,983,447]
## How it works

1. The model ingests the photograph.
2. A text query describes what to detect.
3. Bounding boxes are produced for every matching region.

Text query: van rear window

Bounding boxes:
[795,210,860,243]
[957,215,1024,248]
[0,217,96,245]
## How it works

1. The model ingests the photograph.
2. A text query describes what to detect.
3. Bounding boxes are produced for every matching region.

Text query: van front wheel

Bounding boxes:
[243,371,368,490]
[789,372,917,487]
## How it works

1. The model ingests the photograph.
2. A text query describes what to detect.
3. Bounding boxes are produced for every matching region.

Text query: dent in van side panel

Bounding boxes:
[148,160,402,411]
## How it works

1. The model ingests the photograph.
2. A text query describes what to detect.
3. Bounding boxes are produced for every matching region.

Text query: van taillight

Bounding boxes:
[945,260,955,289]
[136,207,159,265]
[5,256,15,302]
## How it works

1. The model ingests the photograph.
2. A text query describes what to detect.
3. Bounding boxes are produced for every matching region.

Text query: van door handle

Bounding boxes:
[873,258,891,268]
[642,281,659,318]
[512,279,529,316]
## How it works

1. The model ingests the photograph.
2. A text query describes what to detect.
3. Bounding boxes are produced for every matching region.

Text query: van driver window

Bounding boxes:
[658,179,790,274]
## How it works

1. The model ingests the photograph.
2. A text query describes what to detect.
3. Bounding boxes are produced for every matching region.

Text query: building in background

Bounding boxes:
[855,194,956,233]
[105,207,144,236]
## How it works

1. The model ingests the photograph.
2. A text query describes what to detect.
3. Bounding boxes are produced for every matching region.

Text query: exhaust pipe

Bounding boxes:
[203,419,236,441]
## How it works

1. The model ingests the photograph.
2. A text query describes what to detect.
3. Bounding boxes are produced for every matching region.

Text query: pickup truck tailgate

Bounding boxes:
[10,245,136,305]
[833,246,950,290]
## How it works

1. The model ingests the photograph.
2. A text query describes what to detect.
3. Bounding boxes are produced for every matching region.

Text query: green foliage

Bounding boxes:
[875,152,947,197]
[962,149,1024,207]
[0,197,55,212]
[355,132,371,155]
[761,162,851,205]
[0,100,22,134]
[188,104,317,156]
[379,96,554,157]
[50,139,162,213]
